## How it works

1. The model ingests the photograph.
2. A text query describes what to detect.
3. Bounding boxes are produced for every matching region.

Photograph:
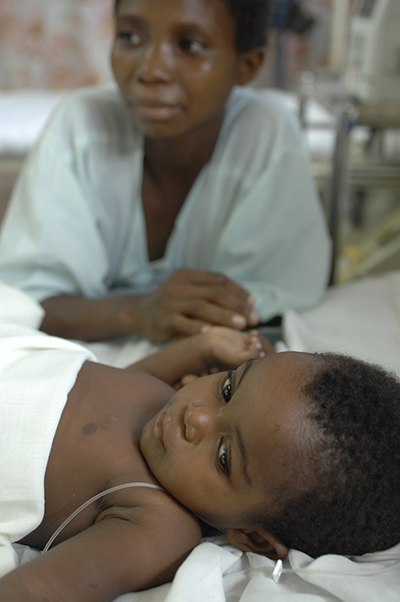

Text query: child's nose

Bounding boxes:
[184,403,215,443]
[137,42,173,84]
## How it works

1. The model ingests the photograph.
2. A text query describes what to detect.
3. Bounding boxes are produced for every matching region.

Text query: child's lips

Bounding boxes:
[154,404,185,451]
[153,411,166,450]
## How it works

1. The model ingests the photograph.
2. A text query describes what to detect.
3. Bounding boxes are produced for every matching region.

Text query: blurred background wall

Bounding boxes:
[0,0,113,90]
[3,0,399,284]
[0,0,338,92]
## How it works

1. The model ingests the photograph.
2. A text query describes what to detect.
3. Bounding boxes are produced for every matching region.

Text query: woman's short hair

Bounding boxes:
[114,0,271,52]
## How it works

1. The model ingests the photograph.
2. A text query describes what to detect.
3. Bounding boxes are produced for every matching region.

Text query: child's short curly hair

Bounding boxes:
[114,0,271,52]
[251,353,400,557]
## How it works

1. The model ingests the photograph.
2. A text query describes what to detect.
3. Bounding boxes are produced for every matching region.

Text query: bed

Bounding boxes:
[1,271,400,602]
[0,90,67,222]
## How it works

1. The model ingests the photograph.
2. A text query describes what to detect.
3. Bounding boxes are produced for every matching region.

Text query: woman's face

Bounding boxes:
[140,352,316,532]
[111,0,256,140]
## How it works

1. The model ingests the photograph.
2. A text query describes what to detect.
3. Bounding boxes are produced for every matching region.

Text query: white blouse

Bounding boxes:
[0,84,331,320]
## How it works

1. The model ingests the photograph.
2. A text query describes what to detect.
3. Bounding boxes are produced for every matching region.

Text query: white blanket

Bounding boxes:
[1,276,400,601]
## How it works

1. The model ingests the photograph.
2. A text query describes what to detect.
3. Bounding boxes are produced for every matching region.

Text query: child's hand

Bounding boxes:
[133,325,273,387]
[173,373,202,390]
[202,326,274,370]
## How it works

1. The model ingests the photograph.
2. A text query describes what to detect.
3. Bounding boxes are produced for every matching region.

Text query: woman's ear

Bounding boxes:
[236,48,265,86]
[225,527,288,559]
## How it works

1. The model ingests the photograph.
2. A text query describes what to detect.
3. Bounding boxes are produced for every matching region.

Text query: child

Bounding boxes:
[0,324,399,601]
[0,0,330,343]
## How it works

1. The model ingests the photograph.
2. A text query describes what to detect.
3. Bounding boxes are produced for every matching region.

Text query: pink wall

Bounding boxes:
[0,0,334,92]
[0,0,114,89]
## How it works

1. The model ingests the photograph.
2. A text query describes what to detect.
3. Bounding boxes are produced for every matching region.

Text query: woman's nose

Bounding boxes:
[184,403,215,443]
[136,42,173,84]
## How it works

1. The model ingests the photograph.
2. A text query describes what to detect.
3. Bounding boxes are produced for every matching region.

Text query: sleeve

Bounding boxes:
[207,98,331,321]
[0,102,112,302]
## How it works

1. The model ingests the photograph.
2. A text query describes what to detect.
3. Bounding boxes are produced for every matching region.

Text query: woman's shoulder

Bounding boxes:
[225,86,302,140]
[228,86,297,116]
[214,86,304,168]
[42,83,137,146]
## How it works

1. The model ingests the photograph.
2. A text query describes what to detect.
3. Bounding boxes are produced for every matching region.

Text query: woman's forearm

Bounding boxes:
[39,268,259,343]
[40,294,146,342]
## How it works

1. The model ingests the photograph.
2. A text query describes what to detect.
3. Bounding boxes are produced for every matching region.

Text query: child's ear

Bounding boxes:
[225,527,288,559]
[236,48,265,86]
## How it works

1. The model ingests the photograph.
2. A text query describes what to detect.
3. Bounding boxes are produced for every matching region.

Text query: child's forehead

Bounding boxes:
[233,354,316,436]
[251,351,319,386]
[233,355,318,505]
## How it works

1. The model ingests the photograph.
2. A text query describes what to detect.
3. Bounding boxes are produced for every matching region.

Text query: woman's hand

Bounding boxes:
[124,269,259,342]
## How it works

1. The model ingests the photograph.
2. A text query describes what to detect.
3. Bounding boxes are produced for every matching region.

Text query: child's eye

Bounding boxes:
[117,30,143,47]
[222,370,233,403]
[218,439,230,475]
[179,38,206,54]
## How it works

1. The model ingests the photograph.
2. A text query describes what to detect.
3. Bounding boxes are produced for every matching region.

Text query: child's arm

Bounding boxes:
[126,326,274,385]
[0,490,201,602]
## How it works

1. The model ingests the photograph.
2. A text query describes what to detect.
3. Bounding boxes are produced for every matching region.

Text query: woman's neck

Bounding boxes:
[143,110,224,181]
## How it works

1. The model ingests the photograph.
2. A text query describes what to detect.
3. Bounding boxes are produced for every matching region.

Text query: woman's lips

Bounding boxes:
[130,101,183,121]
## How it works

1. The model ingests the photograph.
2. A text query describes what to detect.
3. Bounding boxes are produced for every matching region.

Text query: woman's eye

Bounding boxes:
[179,38,206,54]
[222,370,233,403]
[117,31,143,47]
[218,439,229,475]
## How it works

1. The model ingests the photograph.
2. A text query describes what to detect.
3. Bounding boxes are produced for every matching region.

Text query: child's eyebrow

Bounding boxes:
[237,358,256,387]
[237,428,252,486]
[235,358,256,486]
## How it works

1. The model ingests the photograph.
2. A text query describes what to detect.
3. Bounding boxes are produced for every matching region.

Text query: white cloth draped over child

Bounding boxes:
[0,323,94,577]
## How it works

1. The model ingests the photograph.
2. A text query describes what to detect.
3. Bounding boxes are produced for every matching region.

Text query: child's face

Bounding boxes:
[111,0,256,139]
[140,352,316,532]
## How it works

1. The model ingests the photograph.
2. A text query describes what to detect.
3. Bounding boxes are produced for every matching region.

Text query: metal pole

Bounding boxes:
[327,101,357,284]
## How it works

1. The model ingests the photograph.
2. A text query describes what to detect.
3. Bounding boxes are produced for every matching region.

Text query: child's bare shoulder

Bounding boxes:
[77,482,202,591]
[95,475,200,535]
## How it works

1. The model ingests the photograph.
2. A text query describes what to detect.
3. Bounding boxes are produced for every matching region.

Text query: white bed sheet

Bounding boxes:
[1,275,400,601]
[282,268,400,377]
[0,90,66,158]
[13,537,400,602]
